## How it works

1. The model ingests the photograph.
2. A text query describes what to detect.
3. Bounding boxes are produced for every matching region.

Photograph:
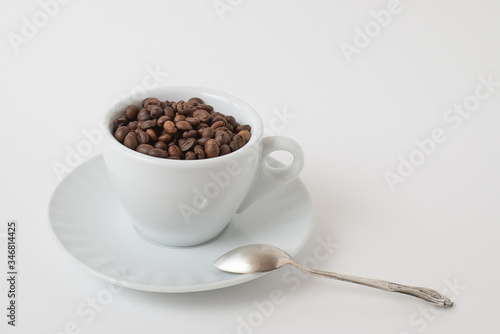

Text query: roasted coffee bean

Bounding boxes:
[225,123,234,132]
[150,106,164,119]
[173,114,185,123]
[178,138,196,152]
[238,130,251,142]
[235,124,251,133]
[197,104,213,112]
[163,121,177,134]
[125,105,140,121]
[215,130,230,145]
[114,126,129,142]
[114,117,128,130]
[148,148,168,158]
[127,121,138,131]
[211,120,225,131]
[220,144,231,156]
[176,121,192,131]
[146,128,157,142]
[225,115,236,127]
[160,101,168,109]
[167,156,181,160]
[144,98,160,107]
[168,145,183,158]
[193,109,211,123]
[124,132,139,150]
[212,116,227,125]
[154,141,168,150]
[176,101,194,115]
[204,139,220,158]
[157,115,170,127]
[197,137,210,146]
[164,107,175,119]
[182,130,197,139]
[138,131,150,144]
[137,109,151,122]
[229,141,239,152]
[141,119,157,130]
[158,133,172,142]
[194,145,205,159]
[185,151,196,160]
[200,127,214,138]
[137,144,154,154]
[185,117,200,127]
[232,134,245,148]
[188,97,203,106]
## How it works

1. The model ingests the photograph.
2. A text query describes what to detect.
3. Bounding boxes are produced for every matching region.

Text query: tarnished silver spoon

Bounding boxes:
[214,244,453,307]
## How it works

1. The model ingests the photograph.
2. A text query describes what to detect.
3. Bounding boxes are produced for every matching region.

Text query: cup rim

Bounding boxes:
[103,86,264,168]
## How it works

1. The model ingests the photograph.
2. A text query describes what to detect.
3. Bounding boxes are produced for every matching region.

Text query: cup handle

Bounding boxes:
[237,136,304,213]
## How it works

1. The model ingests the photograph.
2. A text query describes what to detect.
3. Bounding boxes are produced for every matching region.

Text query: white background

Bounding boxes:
[1,0,499,333]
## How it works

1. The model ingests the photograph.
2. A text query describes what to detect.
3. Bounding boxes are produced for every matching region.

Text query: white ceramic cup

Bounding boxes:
[103,86,304,246]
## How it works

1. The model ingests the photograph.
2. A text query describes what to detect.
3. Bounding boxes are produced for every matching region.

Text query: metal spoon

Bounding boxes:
[214,244,453,307]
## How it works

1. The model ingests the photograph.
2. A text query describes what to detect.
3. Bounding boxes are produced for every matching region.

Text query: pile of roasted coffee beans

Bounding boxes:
[113,97,251,160]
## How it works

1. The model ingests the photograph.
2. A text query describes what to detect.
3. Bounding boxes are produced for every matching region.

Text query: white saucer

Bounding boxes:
[48,155,314,293]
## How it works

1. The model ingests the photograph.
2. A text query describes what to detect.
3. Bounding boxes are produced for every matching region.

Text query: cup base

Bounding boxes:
[133,224,230,248]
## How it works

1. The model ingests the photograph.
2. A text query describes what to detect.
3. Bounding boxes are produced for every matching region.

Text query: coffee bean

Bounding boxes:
[188,97,203,106]
[124,132,139,150]
[238,130,251,142]
[185,151,196,160]
[215,130,230,145]
[158,133,172,142]
[197,137,210,146]
[141,119,157,130]
[164,107,175,119]
[225,123,234,132]
[163,121,177,134]
[150,106,164,119]
[149,148,168,158]
[178,138,196,152]
[235,124,251,133]
[173,114,186,123]
[193,109,211,123]
[125,105,140,121]
[211,120,225,131]
[225,115,236,127]
[220,144,231,156]
[114,126,129,143]
[138,131,150,144]
[167,156,181,160]
[114,117,128,130]
[137,109,151,122]
[197,104,213,112]
[168,145,183,158]
[232,134,245,148]
[127,121,138,131]
[185,117,200,127]
[194,145,205,159]
[212,116,227,125]
[204,139,220,158]
[182,130,197,139]
[176,121,192,131]
[176,101,193,115]
[157,115,170,127]
[229,141,239,152]
[146,128,157,142]
[137,144,154,154]
[144,98,160,107]
[201,127,214,138]
[154,141,168,150]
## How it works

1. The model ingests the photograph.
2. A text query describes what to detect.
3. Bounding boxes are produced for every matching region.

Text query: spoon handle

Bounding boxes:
[295,265,453,307]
